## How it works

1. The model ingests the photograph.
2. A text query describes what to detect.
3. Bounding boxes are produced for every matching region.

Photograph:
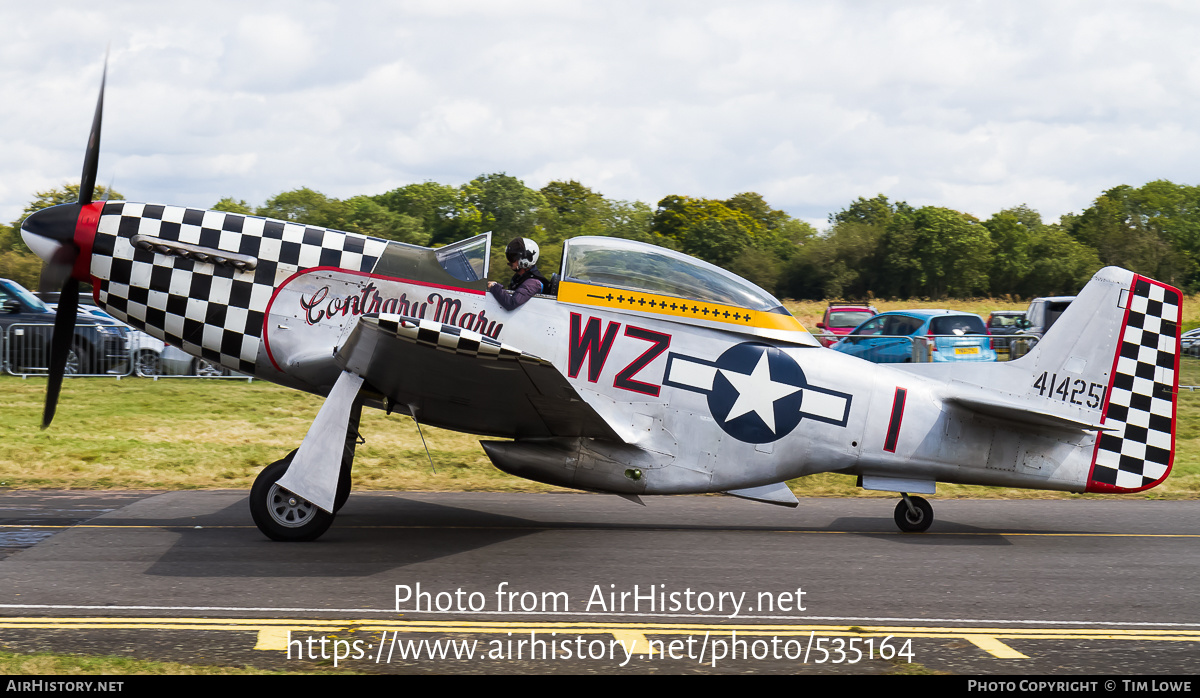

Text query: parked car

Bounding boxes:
[53,303,141,376]
[1,279,128,374]
[814,303,878,347]
[1181,328,1200,358]
[832,310,997,363]
[69,305,230,377]
[1022,296,1074,338]
[70,305,163,376]
[986,310,1027,352]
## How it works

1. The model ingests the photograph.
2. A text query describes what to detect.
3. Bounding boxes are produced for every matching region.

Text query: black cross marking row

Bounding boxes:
[585,292,753,321]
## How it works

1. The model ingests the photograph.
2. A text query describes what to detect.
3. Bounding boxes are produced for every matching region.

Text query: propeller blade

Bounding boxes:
[35,237,79,293]
[78,57,106,206]
[43,276,81,429]
[33,54,107,428]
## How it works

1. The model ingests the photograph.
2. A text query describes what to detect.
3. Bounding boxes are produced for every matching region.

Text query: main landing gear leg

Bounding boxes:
[893,493,933,533]
[249,375,365,541]
[336,397,364,513]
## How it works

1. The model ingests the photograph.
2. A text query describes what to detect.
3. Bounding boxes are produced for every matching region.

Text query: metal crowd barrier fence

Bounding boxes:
[813,333,1040,363]
[2,323,250,380]
[4,322,132,378]
[1179,351,1200,391]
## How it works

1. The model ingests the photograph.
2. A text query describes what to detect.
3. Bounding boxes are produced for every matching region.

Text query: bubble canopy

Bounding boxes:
[561,237,789,314]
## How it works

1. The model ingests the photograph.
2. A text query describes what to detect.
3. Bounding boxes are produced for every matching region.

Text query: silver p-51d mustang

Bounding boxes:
[21,68,1181,540]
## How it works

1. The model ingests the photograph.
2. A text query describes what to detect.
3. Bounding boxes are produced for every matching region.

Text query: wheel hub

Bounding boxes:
[267,483,316,528]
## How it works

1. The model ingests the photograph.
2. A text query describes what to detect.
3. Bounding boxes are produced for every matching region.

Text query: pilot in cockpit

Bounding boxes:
[488,237,553,310]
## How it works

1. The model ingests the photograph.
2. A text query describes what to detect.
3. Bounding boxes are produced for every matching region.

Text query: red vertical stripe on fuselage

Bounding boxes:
[883,387,907,453]
[72,201,104,285]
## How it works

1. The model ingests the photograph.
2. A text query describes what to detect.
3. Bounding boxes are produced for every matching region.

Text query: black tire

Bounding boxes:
[135,349,161,377]
[65,345,89,375]
[335,461,352,513]
[249,452,335,542]
[893,496,933,533]
[255,447,351,514]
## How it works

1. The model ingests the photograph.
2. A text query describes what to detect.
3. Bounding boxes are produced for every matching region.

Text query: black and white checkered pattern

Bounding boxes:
[371,314,544,364]
[1090,277,1180,491]
[92,202,387,374]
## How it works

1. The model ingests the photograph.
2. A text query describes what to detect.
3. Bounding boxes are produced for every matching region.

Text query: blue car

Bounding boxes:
[832,310,997,363]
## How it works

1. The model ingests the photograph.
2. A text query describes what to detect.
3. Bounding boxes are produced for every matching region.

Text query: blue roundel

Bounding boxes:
[707,343,807,443]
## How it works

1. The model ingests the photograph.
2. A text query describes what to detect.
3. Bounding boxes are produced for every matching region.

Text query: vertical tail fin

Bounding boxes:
[1087,274,1181,492]
[1016,268,1182,492]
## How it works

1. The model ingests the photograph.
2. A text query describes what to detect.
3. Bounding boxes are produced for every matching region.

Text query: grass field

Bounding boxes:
[2,358,1198,499]
[0,651,340,675]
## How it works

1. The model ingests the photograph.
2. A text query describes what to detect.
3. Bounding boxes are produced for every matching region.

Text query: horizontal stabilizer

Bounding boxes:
[945,393,1112,433]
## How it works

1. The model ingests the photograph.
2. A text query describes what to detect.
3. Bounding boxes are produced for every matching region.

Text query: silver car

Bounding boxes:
[1181,328,1200,358]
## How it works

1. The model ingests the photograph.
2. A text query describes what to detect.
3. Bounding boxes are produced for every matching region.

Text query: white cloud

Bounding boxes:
[3,0,1200,231]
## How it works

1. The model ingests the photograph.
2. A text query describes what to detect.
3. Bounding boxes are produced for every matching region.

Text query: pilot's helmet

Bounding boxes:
[505,237,540,270]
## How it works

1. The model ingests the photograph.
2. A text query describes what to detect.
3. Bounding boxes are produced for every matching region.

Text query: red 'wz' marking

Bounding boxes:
[568,313,671,396]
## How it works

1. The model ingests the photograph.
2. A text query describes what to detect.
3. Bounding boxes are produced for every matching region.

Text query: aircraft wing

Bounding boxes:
[335,314,623,441]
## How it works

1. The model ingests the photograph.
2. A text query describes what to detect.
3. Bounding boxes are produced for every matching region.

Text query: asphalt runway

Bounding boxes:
[1,489,1199,675]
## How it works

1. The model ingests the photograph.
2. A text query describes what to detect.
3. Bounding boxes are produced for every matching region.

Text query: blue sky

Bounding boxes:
[3,0,1198,229]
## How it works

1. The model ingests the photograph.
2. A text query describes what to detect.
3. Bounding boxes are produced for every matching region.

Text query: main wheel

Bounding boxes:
[893,496,933,533]
[249,452,335,541]
[260,448,352,514]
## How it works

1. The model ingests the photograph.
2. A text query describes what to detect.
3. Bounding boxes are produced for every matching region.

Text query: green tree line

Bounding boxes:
[3,176,1199,300]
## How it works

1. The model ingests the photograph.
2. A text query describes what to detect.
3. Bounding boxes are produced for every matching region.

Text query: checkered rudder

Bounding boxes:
[1088,276,1181,492]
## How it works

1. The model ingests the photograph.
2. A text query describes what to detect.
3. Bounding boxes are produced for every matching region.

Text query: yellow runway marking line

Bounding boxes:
[5,618,1200,660]
[965,636,1028,659]
[254,628,291,650]
[609,630,656,656]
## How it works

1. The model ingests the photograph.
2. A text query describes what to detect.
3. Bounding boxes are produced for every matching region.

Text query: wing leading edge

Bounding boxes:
[338,314,623,441]
[277,313,623,513]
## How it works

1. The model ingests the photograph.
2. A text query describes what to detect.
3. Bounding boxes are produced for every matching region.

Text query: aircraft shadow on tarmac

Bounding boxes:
[124,494,1124,579]
[137,496,549,578]
[829,517,1017,545]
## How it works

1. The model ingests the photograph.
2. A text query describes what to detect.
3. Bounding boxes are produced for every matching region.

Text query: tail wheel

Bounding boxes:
[893,496,933,533]
[249,451,335,542]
